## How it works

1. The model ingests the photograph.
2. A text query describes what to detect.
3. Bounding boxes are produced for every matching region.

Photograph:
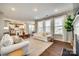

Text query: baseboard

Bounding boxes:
[54,39,72,44]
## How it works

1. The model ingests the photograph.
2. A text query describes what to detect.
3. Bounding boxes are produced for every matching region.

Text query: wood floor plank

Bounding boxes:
[40,40,73,56]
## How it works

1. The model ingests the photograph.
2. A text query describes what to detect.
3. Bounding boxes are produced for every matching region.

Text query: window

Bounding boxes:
[45,20,51,33]
[54,16,65,35]
[28,21,35,33]
[29,24,35,33]
[38,21,43,32]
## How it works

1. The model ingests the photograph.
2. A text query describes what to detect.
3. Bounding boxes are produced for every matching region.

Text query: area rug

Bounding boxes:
[62,48,77,56]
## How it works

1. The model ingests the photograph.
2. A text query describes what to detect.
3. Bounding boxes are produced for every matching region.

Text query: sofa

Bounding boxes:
[0,35,30,56]
[33,32,52,42]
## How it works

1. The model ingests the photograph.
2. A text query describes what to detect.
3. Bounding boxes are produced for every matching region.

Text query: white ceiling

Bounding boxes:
[0,3,74,21]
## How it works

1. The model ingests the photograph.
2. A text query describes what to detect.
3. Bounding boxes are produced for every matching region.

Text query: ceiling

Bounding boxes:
[0,3,74,21]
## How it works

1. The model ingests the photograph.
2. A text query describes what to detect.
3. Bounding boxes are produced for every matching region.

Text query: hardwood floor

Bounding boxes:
[40,40,73,56]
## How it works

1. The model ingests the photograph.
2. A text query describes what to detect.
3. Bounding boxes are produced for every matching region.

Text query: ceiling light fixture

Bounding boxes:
[33,8,38,12]
[4,27,9,30]
[54,9,58,12]
[11,8,15,11]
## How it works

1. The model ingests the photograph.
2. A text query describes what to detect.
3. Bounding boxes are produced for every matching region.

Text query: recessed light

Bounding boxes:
[33,8,38,12]
[11,8,15,11]
[54,9,58,12]
[4,27,9,30]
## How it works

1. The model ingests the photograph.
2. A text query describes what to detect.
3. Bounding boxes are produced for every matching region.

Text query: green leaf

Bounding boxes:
[64,15,74,31]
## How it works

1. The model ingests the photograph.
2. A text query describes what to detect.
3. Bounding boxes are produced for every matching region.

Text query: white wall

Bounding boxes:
[73,3,79,15]
[0,19,5,40]
[73,15,79,54]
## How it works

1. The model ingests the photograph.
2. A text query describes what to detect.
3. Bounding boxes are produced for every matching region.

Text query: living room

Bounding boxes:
[0,3,79,56]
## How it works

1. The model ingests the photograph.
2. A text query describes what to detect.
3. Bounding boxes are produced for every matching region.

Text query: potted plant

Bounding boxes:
[64,15,74,42]
[64,15,74,31]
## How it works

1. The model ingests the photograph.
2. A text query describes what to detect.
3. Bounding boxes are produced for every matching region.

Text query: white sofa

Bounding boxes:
[33,32,52,42]
[0,34,30,56]
[0,39,30,56]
